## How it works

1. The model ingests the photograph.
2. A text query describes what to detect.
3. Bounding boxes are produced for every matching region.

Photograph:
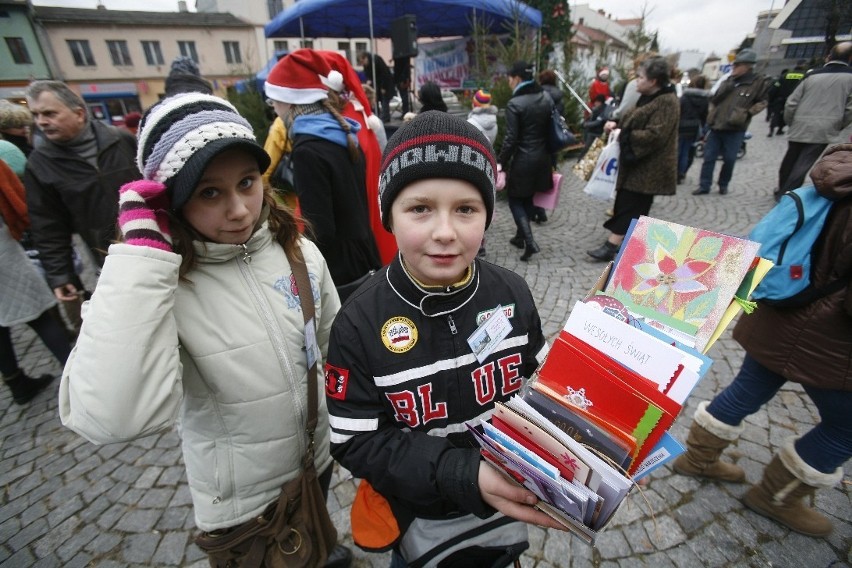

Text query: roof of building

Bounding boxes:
[33,6,251,28]
[571,23,629,50]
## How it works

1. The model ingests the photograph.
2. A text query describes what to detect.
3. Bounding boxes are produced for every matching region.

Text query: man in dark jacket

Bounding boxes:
[24,81,139,321]
[694,49,768,195]
[775,42,852,200]
[767,61,806,137]
[358,51,396,123]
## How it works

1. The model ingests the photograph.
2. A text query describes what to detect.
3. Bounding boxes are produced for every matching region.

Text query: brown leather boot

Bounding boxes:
[743,439,842,538]
[672,401,746,482]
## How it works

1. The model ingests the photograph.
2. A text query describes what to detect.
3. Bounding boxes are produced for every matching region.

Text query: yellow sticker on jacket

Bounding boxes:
[381,317,418,353]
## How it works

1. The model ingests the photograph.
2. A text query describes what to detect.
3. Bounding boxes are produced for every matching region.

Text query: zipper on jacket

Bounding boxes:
[447,314,458,335]
[239,244,252,264]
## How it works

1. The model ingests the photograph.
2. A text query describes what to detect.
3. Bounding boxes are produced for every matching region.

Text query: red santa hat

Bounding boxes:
[264,48,345,105]
[318,50,374,116]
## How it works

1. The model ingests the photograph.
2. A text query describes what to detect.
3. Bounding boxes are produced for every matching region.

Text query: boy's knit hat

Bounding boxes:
[472,89,492,107]
[136,92,270,211]
[379,111,496,230]
[264,48,344,105]
[165,56,213,96]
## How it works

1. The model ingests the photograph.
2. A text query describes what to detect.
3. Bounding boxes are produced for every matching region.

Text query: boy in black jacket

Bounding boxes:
[325,112,565,567]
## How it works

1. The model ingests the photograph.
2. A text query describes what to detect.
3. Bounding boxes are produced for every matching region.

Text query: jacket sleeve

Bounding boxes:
[747,76,770,117]
[293,146,336,247]
[58,243,184,444]
[843,89,852,131]
[497,102,520,168]
[304,238,341,360]
[23,162,77,289]
[783,80,804,125]
[326,312,489,515]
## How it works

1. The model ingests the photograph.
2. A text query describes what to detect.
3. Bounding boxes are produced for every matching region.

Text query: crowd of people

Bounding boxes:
[1,39,850,568]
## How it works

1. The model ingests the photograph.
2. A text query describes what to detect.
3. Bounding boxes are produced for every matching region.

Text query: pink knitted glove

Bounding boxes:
[118,180,173,252]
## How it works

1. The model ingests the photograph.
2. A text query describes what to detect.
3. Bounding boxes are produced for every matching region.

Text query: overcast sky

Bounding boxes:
[34,0,778,57]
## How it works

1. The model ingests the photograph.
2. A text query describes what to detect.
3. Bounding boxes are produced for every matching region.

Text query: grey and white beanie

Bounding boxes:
[378,111,497,230]
[136,93,270,210]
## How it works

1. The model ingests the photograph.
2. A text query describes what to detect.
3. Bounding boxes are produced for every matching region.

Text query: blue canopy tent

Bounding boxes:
[264,0,542,39]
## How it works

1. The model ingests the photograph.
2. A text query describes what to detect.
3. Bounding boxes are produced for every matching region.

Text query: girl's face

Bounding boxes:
[181,149,264,245]
[390,179,486,287]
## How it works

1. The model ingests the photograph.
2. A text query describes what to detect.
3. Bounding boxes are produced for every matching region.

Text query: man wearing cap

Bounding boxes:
[775,41,852,200]
[23,80,139,328]
[694,48,769,195]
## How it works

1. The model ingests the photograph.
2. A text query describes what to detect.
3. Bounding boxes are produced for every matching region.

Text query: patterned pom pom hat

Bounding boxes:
[136,93,270,210]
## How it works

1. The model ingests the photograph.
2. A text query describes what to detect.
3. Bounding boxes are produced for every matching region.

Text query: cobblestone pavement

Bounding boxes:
[2,114,850,567]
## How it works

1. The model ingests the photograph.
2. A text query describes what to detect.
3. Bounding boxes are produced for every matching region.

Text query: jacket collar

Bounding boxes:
[386,255,480,317]
[36,120,120,159]
[511,81,542,97]
[193,222,272,264]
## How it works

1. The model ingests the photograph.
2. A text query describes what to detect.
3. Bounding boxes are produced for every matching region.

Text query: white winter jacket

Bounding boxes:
[59,225,340,531]
[467,106,499,146]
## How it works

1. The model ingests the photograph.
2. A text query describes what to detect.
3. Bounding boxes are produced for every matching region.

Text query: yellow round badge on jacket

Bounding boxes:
[381,317,418,353]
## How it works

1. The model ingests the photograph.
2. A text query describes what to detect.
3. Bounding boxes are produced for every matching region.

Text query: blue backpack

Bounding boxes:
[749,184,844,307]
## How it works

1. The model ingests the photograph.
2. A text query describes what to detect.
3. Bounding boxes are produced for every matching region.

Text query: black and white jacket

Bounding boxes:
[325,256,548,561]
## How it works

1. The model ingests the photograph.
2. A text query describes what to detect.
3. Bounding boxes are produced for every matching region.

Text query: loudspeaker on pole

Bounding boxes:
[391,15,418,60]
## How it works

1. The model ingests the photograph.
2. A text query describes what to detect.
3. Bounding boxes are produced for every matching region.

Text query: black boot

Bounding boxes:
[587,241,619,261]
[518,217,539,261]
[3,370,56,405]
[509,229,525,249]
[324,544,353,568]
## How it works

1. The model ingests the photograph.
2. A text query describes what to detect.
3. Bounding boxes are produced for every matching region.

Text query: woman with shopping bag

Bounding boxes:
[587,56,679,261]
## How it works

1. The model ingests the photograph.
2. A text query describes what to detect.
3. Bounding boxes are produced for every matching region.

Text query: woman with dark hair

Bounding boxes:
[498,61,553,261]
[539,69,564,116]
[588,56,679,261]
[417,82,448,113]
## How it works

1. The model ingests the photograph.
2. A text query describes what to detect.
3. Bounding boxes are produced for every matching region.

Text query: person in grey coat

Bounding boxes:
[776,41,852,200]
[0,160,71,405]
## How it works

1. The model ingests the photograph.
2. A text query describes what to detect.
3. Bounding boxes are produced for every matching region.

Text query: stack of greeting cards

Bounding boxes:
[472,216,769,545]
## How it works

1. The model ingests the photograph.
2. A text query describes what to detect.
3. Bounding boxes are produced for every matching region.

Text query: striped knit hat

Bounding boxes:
[379,111,496,230]
[472,89,492,108]
[136,93,270,210]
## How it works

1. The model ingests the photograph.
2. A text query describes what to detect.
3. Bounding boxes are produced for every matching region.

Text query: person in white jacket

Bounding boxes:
[466,89,498,146]
[58,93,352,567]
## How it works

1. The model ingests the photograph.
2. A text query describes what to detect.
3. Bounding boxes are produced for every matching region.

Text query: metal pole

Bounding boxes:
[368,0,377,102]
[554,69,591,114]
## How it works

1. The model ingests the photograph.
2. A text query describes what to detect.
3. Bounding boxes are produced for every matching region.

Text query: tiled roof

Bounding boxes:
[33,6,251,28]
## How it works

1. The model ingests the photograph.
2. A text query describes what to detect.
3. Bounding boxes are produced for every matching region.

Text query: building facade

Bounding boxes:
[0,0,51,103]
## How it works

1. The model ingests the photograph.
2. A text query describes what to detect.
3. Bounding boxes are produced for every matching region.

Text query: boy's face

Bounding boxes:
[390,179,487,287]
[181,148,264,245]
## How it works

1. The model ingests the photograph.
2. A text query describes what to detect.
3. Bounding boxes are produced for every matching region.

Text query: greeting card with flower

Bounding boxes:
[604,216,760,352]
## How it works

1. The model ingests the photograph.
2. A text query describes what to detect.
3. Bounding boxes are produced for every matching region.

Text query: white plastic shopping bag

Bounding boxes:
[583,129,620,201]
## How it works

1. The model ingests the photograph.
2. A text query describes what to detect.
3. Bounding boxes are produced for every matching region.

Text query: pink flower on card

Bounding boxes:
[632,245,712,295]
[560,453,579,471]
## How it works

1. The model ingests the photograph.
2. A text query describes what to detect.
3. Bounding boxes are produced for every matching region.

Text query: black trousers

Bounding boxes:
[777,141,828,195]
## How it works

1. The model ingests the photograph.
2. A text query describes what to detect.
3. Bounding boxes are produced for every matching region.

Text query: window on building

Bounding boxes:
[785,43,823,60]
[354,41,367,64]
[337,41,351,63]
[300,39,313,49]
[5,37,31,64]
[178,40,199,63]
[266,0,283,20]
[141,40,164,66]
[223,41,242,64]
[273,40,289,53]
[107,40,132,66]
[67,39,95,66]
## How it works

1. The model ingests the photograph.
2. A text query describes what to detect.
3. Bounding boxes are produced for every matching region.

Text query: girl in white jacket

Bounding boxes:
[58,93,351,566]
